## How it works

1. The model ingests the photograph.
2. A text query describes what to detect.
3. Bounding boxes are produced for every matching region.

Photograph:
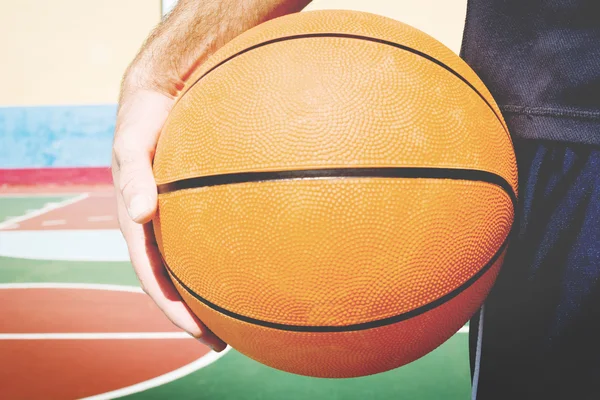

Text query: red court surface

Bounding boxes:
[0,180,117,232]
[0,287,211,400]
[11,192,118,231]
[0,177,226,399]
[2,288,180,333]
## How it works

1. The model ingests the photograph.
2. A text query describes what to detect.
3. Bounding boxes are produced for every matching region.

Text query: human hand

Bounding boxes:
[111,0,312,353]
[112,85,227,352]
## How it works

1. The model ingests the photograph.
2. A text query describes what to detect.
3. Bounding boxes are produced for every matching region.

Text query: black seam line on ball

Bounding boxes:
[165,234,509,332]
[178,33,508,136]
[157,167,517,206]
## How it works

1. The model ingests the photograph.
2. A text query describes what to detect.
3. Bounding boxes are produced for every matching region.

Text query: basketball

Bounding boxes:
[152,9,517,378]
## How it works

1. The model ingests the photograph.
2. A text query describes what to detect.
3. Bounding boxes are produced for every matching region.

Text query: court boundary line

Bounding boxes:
[0,193,89,229]
[0,193,113,198]
[0,332,192,340]
[0,283,472,334]
[80,348,231,400]
[0,193,84,198]
[1,282,232,399]
[0,282,142,292]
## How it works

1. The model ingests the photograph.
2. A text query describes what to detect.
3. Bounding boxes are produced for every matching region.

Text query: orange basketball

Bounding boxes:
[152,10,517,378]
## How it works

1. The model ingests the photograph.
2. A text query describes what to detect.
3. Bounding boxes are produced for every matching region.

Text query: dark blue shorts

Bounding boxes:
[469,139,600,399]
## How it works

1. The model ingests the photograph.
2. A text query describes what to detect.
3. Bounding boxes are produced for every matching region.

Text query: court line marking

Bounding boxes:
[91,192,115,198]
[0,222,19,230]
[0,332,192,340]
[0,282,142,292]
[0,285,470,397]
[0,192,113,198]
[0,193,79,198]
[0,283,472,333]
[87,215,113,222]
[41,219,67,226]
[0,329,470,339]
[0,193,89,229]
[80,347,232,400]
[0,282,232,399]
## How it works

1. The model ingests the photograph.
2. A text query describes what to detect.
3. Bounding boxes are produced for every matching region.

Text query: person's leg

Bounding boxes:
[470,139,600,400]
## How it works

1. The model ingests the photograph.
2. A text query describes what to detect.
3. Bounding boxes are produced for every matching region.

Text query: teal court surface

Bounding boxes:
[0,186,471,399]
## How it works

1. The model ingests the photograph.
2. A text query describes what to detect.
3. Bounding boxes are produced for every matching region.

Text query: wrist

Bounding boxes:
[122,55,184,99]
[121,0,312,99]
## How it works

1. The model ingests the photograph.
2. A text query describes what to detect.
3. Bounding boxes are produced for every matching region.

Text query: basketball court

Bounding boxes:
[1,0,478,398]
[0,176,470,399]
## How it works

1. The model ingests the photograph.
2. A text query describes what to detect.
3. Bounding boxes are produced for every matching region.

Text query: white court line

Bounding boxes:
[0,282,142,292]
[0,193,89,229]
[0,282,232,399]
[87,215,113,222]
[0,194,78,198]
[81,347,231,400]
[92,192,115,198]
[41,219,66,226]
[0,284,473,334]
[0,223,19,230]
[0,332,191,340]
[0,283,191,341]
[0,283,469,398]
[0,193,80,198]
[2,329,470,340]
[0,192,112,198]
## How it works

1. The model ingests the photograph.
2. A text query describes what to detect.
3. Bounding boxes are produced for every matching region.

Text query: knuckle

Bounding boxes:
[118,171,138,194]
[112,139,152,195]
[113,135,145,168]
[118,168,154,202]
[112,138,132,168]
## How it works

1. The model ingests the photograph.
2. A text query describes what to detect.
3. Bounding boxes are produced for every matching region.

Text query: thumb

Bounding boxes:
[112,145,158,224]
[112,90,174,224]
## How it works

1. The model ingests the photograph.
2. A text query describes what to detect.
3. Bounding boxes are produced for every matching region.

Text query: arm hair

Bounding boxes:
[122,0,312,98]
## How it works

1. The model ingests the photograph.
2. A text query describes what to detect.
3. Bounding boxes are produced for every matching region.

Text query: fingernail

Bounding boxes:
[128,194,151,221]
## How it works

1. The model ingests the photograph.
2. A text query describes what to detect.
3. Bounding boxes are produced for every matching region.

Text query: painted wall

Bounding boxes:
[0,0,161,172]
[305,0,467,54]
[0,105,116,168]
[0,0,161,106]
[1,0,468,174]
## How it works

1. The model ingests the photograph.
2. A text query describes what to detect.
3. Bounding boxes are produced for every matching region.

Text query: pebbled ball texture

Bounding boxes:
[153,10,517,378]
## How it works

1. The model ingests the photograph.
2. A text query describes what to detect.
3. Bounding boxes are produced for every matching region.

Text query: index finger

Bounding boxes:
[117,192,227,352]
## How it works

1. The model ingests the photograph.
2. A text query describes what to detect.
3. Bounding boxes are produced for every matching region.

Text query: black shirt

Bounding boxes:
[460,0,600,145]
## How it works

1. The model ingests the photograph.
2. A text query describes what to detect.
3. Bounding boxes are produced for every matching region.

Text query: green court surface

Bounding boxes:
[0,195,70,223]
[0,195,471,399]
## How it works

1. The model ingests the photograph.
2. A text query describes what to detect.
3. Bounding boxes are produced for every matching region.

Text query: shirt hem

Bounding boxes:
[500,107,600,146]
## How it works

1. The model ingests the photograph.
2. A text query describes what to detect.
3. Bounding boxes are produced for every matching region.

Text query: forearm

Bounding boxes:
[124,0,312,97]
